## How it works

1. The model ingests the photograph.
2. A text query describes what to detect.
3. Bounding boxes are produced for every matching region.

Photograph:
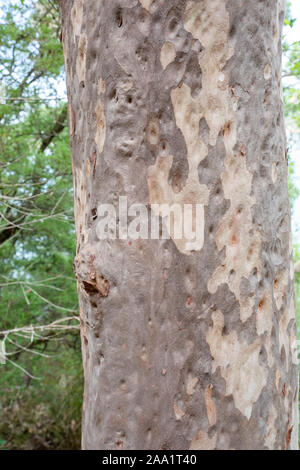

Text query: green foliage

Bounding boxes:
[283,0,300,445]
[0,344,83,450]
[0,0,82,449]
[283,3,300,137]
[288,160,300,210]
[284,2,297,28]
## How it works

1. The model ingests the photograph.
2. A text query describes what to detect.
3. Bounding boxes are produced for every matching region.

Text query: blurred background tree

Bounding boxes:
[0,0,299,449]
[0,0,81,449]
[283,3,300,328]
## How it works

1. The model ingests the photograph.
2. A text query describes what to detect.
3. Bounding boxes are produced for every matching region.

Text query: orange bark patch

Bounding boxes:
[205,385,217,426]
[275,369,281,391]
[285,426,293,450]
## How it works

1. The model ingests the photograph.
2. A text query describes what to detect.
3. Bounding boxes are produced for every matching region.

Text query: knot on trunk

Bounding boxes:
[81,276,110,297]
[73,244,110,297]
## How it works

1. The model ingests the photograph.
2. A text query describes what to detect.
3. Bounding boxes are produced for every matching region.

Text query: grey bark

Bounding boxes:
[60,0,298,450]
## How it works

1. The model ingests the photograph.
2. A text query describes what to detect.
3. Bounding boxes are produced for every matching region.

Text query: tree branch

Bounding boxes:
[39,104,68,152]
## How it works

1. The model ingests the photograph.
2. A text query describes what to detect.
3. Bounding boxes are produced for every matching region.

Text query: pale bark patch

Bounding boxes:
[147,0,240,256]
[173,402,185,421]
[171,85,208,170]
[271,162,278,183]
[71,0,83,38]
[160,42,176,70]
[186,374,198,396]
[273,269,288,310]
[184,0,234,145]
[98,77,106,96]
[264,64,272,80]
[148,0,236,256]
[147,155,208,254]
[206,310,266,420]
[184,1,262,323]
[147,83,209,255]
[275,368,281,391]
[189,430,217,450]
[95,78,106,155]
[62,27,70,74]
[208,152,262,322]
[73,166,88,240]
[68,103,75,137]
[138,0,153,12]
[204,385,217,426]
[76,33,87,83]
[264,336,274,368]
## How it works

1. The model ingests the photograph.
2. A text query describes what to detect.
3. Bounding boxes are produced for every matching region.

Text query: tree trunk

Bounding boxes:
[60,0,298,450]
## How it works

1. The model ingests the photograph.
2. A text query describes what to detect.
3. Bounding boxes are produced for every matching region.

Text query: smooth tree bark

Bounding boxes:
[59,0,298,450]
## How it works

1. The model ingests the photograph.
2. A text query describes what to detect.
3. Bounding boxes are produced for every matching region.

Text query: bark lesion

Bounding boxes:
[82,277,110,297]
[73,245,110,298]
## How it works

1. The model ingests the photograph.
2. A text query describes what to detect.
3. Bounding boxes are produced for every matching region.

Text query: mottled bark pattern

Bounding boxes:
[60,0,298,450]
